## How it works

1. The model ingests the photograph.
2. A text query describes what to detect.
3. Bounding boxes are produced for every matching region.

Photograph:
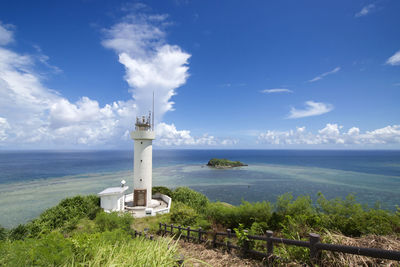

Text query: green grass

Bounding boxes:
[0,231,180,267]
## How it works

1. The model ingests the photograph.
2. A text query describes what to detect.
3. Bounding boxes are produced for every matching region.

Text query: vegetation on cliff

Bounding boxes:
[0,195,179,266]
[1,188,399,266]
[143,187,400,265]
[207,158,247,168]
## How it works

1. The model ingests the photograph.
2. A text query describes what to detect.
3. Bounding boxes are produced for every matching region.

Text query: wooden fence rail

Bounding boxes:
[159,222,400,264]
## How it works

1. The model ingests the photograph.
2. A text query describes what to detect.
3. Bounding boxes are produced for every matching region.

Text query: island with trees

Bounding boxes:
[207,158,248,168]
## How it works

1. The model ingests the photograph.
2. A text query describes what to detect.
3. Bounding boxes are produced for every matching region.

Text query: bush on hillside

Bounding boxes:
[205,192,400,238]
[94,212,133,234]
[316,193,400,236]
[8,195,101,240]
[206,201,272,229]
[0,226,7,241]
[172,187,209,213]
[8,224,29,241]
[169,202,200,227]
[152,186,173,197]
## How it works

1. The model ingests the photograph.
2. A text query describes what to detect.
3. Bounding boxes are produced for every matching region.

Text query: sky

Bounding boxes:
[0,0,399,149]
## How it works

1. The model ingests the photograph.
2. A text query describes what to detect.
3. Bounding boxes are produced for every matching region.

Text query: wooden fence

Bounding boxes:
[159,222,400,264]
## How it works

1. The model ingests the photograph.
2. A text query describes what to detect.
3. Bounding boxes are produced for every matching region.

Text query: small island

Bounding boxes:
[207,158,247,168]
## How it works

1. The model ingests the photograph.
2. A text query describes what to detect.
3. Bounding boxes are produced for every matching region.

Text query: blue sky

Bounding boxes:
[0,0,399,149]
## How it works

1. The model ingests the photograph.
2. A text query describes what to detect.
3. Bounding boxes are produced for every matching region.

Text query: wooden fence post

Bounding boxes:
[266,230,274,255]
[309,233,321,265]
[171,224,174,235]
[187,226,191,241]
[134,230,137,237]
[226,229,232,253]
[198,227,202,243]
[242,230,250,257]
[178,225,182,237]
[213,232,217,248]
[164,223,167,234]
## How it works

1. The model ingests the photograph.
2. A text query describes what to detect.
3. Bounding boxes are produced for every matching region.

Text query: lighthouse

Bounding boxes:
[130,112,155,207]
[98,95,171,216]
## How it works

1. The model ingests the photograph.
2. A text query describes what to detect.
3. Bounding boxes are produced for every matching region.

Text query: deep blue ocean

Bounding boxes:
[0,150,399,228]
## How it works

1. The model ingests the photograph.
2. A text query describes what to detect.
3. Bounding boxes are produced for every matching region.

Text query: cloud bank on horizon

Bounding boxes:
[258,124,400,146]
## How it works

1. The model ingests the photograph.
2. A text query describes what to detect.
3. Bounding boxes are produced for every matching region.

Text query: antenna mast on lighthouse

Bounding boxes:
[152,91,154,130]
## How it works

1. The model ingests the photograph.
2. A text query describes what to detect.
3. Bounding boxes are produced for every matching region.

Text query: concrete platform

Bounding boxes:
[124,193,170,218]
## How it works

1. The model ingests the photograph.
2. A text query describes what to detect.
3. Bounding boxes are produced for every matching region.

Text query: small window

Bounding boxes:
[140,179,142,182]
[141,141,143,144]
[141,160,143,162]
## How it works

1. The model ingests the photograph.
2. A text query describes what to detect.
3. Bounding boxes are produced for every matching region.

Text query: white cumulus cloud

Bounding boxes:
[288,101,333,119]
[309,67,340,82]
[386,50,400,66]
[261,88,292,94]
[0,117,10,141]
[258,124,400,146]
[0,14,199,148]
[0,42,137,147]
[155,122,237,147]
[0,22,14,45]
[0,19,142,147]
[102,14,190,123]
[355,4,375,18]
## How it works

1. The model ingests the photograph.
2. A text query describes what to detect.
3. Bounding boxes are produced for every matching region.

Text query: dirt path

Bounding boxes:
[177,240,265,267]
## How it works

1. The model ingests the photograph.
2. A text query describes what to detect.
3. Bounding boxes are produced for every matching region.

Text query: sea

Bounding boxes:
[0,149,399,228]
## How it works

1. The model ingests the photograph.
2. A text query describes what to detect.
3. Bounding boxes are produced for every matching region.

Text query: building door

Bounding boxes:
[134,189,147,206]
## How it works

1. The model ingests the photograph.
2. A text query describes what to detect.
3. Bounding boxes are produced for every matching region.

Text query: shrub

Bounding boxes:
[152,186,173,197]
[235,201,272,228]
[169,202,200,226]
[172,187,209,213]
[24,195,101,238]
[206,201,272,229]
[8,224,28,241]
[206,202,236,228]
[0,226,7,241]
[250,222,269,235]
[94,212,133,233]
[233,223,250,247]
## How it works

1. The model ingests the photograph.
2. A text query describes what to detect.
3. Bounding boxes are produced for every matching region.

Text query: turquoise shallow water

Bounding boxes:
[0,150,399,228]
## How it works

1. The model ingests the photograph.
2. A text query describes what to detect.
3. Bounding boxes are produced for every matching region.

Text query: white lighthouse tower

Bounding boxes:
[130,112,155,208]
[98,95,171,216]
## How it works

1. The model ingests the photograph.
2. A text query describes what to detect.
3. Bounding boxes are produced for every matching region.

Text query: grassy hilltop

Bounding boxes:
[0,187,399,266]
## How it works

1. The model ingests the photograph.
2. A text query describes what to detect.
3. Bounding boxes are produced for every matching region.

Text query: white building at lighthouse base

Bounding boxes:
[98,183,171,217]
